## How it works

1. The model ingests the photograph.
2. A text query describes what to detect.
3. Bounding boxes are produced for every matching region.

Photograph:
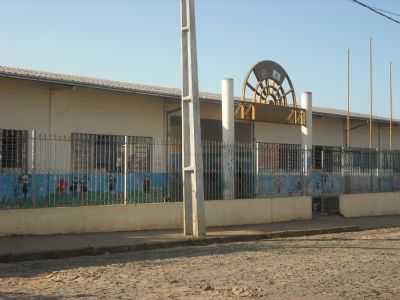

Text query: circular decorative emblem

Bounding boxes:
[241,60,296,109]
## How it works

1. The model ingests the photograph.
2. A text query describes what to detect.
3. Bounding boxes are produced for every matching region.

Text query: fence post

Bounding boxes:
[301,92,313,196]
[31,129,36,208]
[221,78,235,200]
[391,151,395,192]
[341,146,345,178]
[124,136,128,205]
[341,146,348,193]
[376,147,381,192]
[255,142,259,197]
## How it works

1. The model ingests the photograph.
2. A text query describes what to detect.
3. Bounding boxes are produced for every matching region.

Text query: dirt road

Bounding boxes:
[1,228,400,299]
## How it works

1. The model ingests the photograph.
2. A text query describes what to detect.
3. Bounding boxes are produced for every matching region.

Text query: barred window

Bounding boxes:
[351,150,377,173]
[313,146,342,173]
[313,146,323,170]
[278,144,301,172]
[0,129,28,170]
[257,143,301,174]
[393,151,400,174]
[71,133,152,172]
[127,136,153,172]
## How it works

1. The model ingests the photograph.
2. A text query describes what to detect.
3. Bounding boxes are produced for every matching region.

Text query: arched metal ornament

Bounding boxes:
[235,60,305,126]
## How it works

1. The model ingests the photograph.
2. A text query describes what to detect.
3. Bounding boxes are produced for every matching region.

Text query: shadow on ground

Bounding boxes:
[1,234,400,279]
[0,292,62,299]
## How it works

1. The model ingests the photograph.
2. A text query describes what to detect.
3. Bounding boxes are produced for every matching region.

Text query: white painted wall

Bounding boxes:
[340,192,400,217]
[0,78,168,171]
[0,197,312,236]
[255,122,302,144]
[313,117,344,146]
[0,77,166,138]
[0,78,50,132]
[206,197,312,227]
[1,77,399,150]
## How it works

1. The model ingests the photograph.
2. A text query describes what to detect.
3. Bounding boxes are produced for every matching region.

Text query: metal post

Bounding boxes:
[341,145,347,192]
[390,62,393,151]
[31,129,36,208]
[222,78,235,200]
[181,0,206,238]
[368,38,374,191]
[124,135,128,205]
[347,48,351,148]
[255,142,259,196]
[389,63,394,191]
[369,38,373,149]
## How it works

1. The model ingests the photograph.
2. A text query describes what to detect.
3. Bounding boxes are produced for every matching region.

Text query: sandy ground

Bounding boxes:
[1,228,400,300]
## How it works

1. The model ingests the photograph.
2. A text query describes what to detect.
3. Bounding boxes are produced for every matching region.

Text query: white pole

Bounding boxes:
[222,78,235,200]
[181,0,206,238]
[301,92,313,176]
[181,0,192,236]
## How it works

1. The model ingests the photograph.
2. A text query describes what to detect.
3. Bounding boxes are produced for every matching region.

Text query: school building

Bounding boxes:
[0,64,399,210]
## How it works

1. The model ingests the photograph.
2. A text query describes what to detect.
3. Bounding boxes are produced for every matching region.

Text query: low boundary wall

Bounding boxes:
[206,196,311,227]
[0,196,312,236]
[339,192,400,217]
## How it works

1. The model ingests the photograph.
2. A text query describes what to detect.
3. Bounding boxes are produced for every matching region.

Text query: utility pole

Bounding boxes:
[180,0,206,238]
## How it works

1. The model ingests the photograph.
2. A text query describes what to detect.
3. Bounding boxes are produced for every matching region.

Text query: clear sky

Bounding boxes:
[0,1,399,118]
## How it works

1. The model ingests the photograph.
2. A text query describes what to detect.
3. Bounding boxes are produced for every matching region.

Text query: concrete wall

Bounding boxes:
[0,78,50,133]
[254,114,400,150]
[206,197,312,227]
[0,196,312,236]
[1,77,399,150]
[255,122,301,144]
[313,117,344,146]
[0,203,183,236]
[0,77,166,138]
[0,77,169,172]
[339,192,400,217]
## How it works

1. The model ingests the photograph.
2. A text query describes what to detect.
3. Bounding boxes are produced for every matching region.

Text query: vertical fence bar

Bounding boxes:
[31,129,36,208]
[255,141,259,197]
[5,132,400,211]
[124,135,128,205]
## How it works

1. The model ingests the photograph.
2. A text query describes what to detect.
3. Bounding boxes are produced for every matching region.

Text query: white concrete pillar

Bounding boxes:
[301,92,313,176]
[222,79,235,200]
[181,0,206,238]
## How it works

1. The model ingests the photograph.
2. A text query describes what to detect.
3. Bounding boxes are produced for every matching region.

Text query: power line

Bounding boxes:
[372,6,400,17]
[349,0,400,25]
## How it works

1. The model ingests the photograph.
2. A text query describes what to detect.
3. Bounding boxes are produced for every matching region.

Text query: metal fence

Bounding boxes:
[1,130,400,209]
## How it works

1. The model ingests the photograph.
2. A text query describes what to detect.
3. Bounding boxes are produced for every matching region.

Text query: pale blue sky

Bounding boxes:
[0,1,399,118]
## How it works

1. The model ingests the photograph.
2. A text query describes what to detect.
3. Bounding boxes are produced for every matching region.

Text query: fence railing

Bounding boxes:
[1,131,400,209]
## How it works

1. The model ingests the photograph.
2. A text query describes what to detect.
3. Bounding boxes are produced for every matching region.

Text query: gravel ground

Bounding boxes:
[1,228,400,300]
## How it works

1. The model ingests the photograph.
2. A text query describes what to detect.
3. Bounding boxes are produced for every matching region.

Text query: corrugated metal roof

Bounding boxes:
[0,65,221,102]
[312,106,395,123]
[0,65,396,123]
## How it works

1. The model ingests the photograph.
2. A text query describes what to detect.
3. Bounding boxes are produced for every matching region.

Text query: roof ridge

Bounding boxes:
[0,64,182,91]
